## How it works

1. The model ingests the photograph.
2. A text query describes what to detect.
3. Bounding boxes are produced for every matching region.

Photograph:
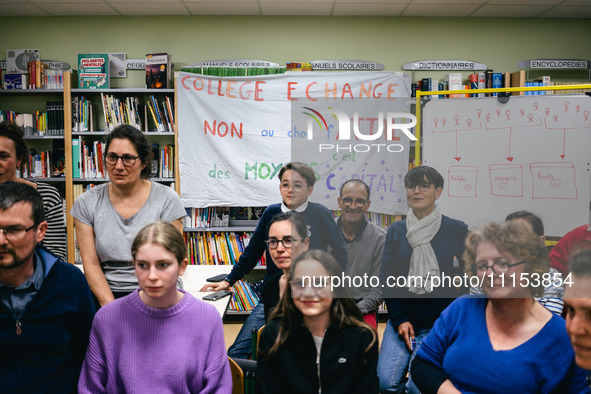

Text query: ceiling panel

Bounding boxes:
[0,0,589,18]
[470,4,552,17]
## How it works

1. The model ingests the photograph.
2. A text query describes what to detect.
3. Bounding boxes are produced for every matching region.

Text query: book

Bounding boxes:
[492,73,503,96]
[485,69,493,97]
[477,72,486,98]
[469,73,478,97]
[5,49,39,74]
[78,53,109,89]
[447,73,463,98]
[510,70,526,96]
[145,53,171,89]
[3,73,26,89]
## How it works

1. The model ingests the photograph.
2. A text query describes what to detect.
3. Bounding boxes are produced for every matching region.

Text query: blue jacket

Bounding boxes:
[0,247,96,394]
[226,202,348,286]
[380,215,468,329]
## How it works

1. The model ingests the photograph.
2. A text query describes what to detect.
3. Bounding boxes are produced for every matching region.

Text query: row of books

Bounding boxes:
[21,150,54,178]
[331,210,403,230]
[156,144,175,178]
[72,138,106,179]
[72,183,97,202]
[546,81,591,95]
[2,67,66,90]
[228,279,261,312]
[147,95,175,132]
[0,101,64,136]
[415,71,590,98]
[181,66,286,77]
[72,96,96,132]
[184,231,267,266]
[100,93,143,132]
[183,207,231,229]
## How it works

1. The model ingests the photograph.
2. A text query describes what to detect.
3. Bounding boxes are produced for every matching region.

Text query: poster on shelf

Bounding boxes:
[177,70,413,215]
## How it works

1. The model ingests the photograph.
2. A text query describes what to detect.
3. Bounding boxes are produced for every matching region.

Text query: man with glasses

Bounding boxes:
[202,162,347,359]
[336,179,385,329]
[564,249,591,388]
[0,182,95,393]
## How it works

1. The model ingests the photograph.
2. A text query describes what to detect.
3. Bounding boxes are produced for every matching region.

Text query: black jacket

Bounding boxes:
[257,318,378,394]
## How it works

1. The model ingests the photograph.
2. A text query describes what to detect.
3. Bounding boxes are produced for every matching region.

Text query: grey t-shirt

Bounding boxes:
[70,181,186,291]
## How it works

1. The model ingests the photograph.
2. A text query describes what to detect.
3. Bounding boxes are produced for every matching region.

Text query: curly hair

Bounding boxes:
[463,221,548,297]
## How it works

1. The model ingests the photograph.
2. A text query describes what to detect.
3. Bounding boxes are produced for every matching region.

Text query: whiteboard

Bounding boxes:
[423,95,591,236]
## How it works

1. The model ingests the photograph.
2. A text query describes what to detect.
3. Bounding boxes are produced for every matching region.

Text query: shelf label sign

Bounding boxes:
[191,60,281,68]
[402,60,487,71]
[518,59,591,69]
[310,60,384,71]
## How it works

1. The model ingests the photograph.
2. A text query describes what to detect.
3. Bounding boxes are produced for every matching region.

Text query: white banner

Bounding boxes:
[178,71,413,214]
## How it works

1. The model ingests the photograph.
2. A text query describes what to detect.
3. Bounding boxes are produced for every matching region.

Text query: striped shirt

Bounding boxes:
[36,182,67,261]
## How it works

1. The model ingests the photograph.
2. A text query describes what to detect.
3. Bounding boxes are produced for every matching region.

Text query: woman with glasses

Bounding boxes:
[0,121,67,260]
[258,249,379,393]
[411,221,588,393]
[378,165,468,393]
[261,211,309,320]
[71,125,185,307]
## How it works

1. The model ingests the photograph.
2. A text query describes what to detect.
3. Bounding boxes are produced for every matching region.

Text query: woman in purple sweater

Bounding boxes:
[78,221,232,393]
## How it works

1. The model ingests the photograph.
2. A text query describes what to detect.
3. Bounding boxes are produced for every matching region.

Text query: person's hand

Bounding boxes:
[200,280,230,292]
[397,321,415,351]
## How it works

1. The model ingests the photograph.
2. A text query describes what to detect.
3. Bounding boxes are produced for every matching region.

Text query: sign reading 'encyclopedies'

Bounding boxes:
[518,59,591,69]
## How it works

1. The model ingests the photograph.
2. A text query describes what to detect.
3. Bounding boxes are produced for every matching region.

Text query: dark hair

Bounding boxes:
[339,179,371,201]
[105,124,152,178]
[569,249,591,278]
[0,181,45,224]
[267,211,308,240]
[263,249,376,359]
[278,162,316,187]
[131,221,186,264]
[404,165,444,190]
[464,221,548,297]
[0,121,29,163]
[505,210,544,237]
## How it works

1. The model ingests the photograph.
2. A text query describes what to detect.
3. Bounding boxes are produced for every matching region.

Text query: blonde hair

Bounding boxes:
[131,221,186,264]
[463,221,548,297]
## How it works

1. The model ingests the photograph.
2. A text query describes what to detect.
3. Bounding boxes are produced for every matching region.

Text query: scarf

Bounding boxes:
[406,204,442,295]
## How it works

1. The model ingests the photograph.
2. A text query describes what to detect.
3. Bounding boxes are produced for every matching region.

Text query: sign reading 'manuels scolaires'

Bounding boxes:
[518,59,591,69]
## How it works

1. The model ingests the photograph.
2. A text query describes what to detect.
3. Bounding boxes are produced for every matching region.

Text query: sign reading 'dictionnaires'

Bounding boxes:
[402,60,487,71]
[518,59,591,69]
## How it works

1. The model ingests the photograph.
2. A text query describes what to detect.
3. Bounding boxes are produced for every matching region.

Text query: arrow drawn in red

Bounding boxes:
[454,130,461,161]
[506,127,514,162]
[561,129,566,159]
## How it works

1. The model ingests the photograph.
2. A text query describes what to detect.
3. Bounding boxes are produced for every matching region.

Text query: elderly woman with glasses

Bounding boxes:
[258,249,379,394]
[411,221,588,393]
[70,125,185,308]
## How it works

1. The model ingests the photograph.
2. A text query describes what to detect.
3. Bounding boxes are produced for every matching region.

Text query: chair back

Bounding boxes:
[228,357,244,394]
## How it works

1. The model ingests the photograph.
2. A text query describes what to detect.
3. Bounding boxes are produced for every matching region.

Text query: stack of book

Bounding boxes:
[184,231,266,267]
[184,207,231,228]
[146,95,174,132]
[72,96,96,132]
[100,94,143,132]
[71,137,107,179]
[228,279,260,312]
[21,150,53,178]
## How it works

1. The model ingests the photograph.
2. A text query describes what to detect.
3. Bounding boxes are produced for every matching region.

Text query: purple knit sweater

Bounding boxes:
[78,289,232,393]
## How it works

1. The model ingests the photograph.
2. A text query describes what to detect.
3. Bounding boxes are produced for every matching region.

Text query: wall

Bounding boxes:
[1,16,590,88]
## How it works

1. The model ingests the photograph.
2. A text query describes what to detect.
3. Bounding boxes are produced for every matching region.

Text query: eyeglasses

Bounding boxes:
[105,153,140,167]
[0,224,37,241]
[280,182,305,192]
[266,237,301,249]
[291,279,332,297]
[405,182,432,192]
[475,260,525,275]
[341,197,368,207]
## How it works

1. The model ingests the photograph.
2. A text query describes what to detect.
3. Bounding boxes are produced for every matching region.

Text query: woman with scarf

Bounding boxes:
[378,166,468,393]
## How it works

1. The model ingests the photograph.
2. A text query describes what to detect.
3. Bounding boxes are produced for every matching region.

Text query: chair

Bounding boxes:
[228,357,244,394]
[250,325,266,361]
[233,358,257,394]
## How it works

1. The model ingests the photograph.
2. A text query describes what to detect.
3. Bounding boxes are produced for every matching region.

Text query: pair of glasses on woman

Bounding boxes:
[265,237,301,249]
[405,182,432,192]
[104,153,140,167]
[475,261,524,275]
[290,279,332,297]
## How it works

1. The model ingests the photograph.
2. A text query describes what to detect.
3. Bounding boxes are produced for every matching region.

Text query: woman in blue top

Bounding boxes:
[411,221,589,394]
